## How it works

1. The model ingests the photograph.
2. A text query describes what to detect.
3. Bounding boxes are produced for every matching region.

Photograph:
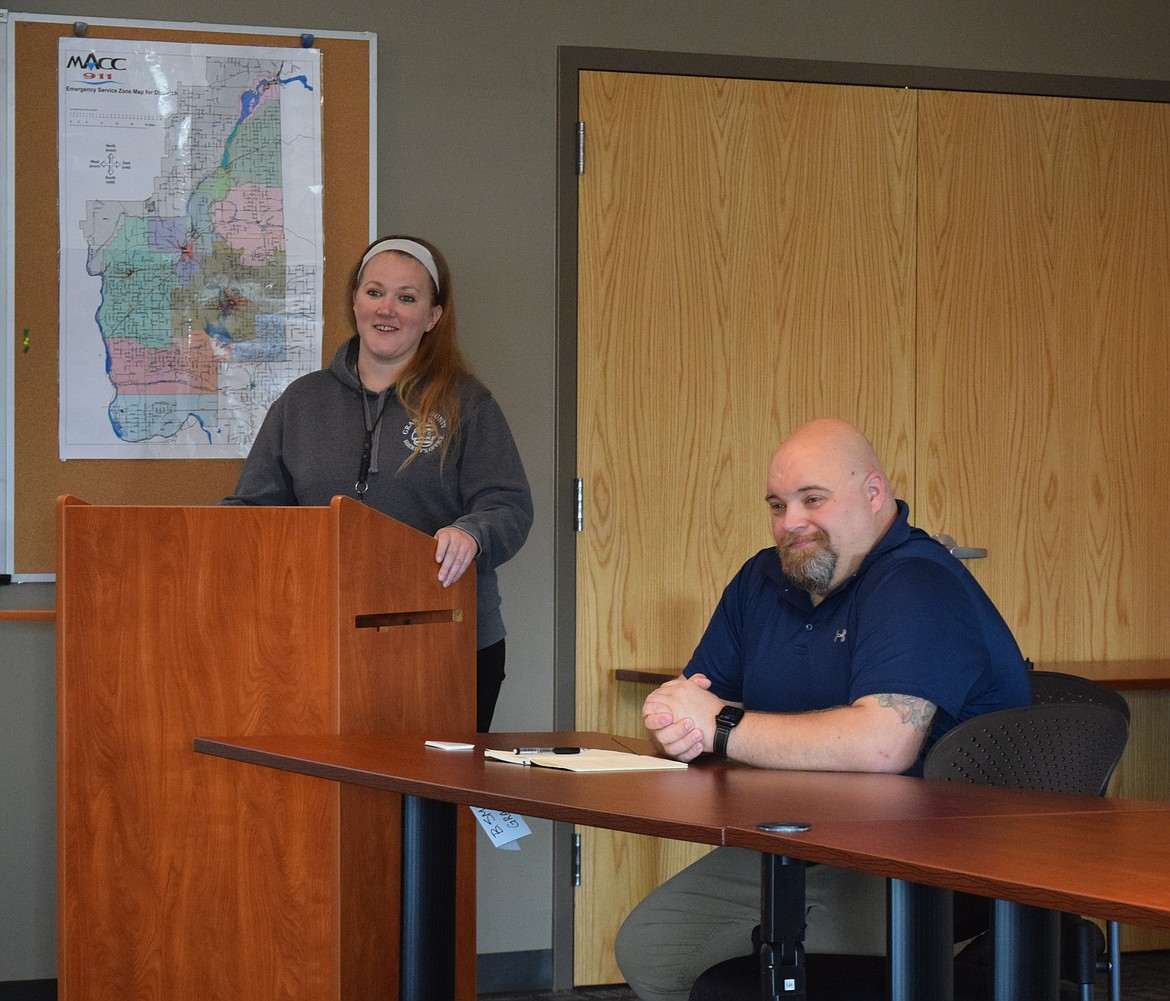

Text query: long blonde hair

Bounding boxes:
[351,235,473,464]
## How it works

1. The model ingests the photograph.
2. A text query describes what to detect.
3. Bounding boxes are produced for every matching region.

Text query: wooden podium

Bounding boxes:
[55,495,478,1000]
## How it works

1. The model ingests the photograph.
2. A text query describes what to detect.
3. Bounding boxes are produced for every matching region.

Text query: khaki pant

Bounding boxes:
[614,847,887,1001]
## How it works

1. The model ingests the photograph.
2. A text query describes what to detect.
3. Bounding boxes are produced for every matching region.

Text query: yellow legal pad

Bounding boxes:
[483,748,688,773]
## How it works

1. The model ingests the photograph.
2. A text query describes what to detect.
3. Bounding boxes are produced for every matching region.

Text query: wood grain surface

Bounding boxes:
[56,498,478,1000]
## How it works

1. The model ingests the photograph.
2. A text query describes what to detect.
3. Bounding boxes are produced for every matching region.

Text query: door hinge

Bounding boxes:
[576,121,586,175]
[574,478,584,533]
[572,832,582,887]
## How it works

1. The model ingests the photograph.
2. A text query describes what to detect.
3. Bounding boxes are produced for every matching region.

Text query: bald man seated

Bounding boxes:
[615,418,1031,1001]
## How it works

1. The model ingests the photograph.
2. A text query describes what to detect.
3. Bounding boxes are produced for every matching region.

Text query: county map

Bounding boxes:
[60,42,323,457]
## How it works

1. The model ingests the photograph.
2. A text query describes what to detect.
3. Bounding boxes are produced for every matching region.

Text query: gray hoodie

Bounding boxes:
[225,336,533,647]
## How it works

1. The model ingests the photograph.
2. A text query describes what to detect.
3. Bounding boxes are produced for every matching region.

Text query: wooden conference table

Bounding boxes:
[194,731,1170,1001]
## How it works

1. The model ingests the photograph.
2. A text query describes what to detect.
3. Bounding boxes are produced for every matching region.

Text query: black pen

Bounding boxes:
[513,746,583,755]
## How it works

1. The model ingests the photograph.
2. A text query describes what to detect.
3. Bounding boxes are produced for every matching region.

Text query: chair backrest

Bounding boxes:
[1029,670,1131,723]
[923,702,1129,797]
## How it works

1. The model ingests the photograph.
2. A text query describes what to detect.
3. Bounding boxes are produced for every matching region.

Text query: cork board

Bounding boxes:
[10,18,372,572]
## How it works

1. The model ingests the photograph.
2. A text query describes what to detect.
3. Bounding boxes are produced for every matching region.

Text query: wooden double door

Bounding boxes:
[573,68,1170,983]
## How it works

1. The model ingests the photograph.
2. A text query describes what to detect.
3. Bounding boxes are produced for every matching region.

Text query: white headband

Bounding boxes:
[359,239,441,293]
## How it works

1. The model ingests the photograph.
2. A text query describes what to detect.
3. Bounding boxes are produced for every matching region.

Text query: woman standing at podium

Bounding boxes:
[224,235,533,730]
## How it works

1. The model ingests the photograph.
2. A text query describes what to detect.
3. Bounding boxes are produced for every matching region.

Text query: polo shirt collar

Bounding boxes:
[766,499,913,606]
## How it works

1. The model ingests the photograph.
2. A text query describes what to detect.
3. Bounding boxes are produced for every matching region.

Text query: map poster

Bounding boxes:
[58,38,324,459]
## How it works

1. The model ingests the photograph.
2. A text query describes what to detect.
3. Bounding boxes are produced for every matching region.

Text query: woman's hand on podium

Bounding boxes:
[434,526,478,587]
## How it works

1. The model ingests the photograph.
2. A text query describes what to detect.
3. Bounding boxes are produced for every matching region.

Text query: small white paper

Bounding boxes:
[471,805,532,850]
[425,740,476,751]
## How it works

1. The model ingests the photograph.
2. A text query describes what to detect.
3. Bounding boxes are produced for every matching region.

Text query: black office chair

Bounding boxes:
[1024,669,1129,1001]
[690,943,886,1001]
[925,693,1130,1001]
[1030,669,1131,724]
[926,699,1127,794]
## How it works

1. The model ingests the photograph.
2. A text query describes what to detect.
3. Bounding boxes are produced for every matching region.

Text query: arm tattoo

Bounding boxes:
[875,694,937,732]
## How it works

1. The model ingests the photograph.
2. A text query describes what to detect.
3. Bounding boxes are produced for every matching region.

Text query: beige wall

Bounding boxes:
[5,0,1170,984]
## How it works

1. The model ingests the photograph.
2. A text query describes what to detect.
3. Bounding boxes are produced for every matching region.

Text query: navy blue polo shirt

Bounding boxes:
[684,501,1031,770]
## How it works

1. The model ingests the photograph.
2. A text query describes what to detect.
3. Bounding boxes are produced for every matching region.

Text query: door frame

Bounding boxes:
[552,45,1170,990]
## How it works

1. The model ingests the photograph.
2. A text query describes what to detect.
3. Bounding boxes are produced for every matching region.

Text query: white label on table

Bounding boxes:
[471,806,532,850]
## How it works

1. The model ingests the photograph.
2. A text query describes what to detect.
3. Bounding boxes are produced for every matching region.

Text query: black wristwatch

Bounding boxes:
[713,705,745,758]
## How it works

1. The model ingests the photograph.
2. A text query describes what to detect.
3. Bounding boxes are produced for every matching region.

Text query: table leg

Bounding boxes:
[759,854,807,1000]
[1107,919,1121,1001]
[992,901,1060,1001]
[401,795,458,1001]
[887,879,954,1001]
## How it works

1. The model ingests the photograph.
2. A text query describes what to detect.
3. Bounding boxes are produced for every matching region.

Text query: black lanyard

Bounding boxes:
[355,385,388,501]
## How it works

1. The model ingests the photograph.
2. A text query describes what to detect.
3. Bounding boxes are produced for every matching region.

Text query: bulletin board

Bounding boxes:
[4,14,375,574]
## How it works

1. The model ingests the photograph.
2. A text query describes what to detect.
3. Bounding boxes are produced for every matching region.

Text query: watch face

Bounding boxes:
[716,706,745,727]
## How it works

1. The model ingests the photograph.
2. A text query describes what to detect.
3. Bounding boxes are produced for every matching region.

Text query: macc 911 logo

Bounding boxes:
[66,54,129,71]
[66,53,127,82]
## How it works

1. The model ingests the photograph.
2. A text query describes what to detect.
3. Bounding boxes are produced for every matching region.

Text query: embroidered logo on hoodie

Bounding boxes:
[402,413,447,454]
